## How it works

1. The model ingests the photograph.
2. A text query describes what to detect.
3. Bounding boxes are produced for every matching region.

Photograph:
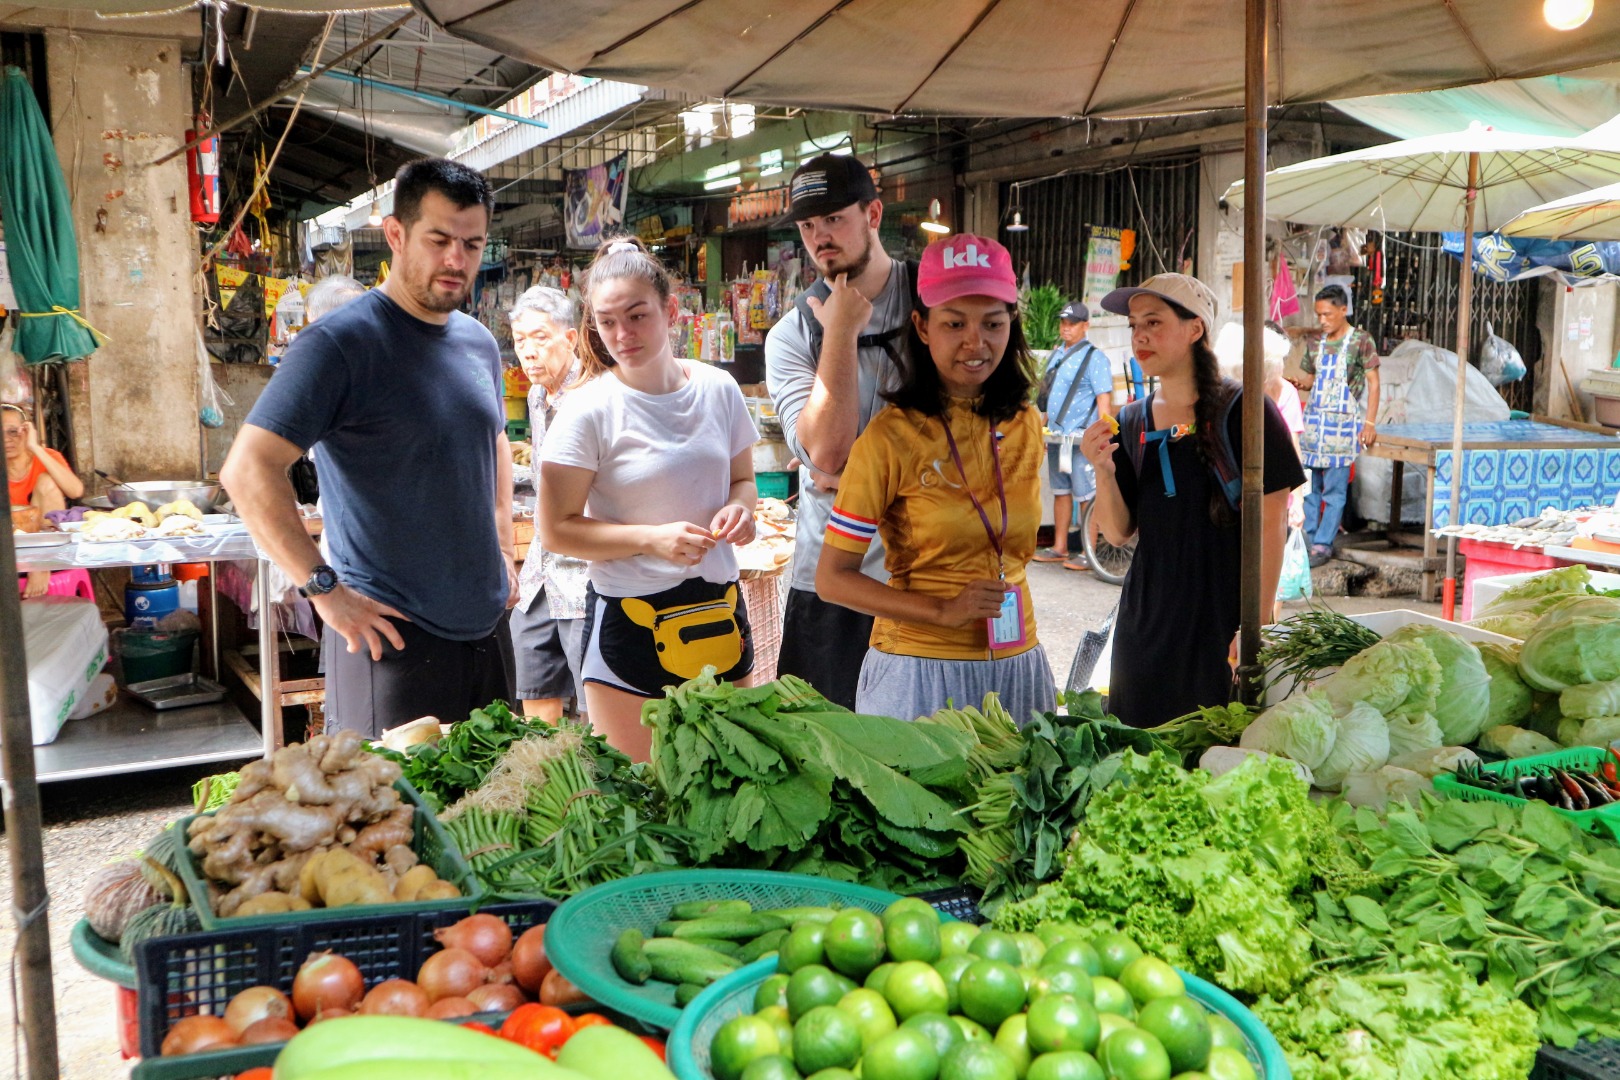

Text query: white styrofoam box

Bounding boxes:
[1263,609,1515,706]
[22,597,110,745]
[1470,567,1620,619]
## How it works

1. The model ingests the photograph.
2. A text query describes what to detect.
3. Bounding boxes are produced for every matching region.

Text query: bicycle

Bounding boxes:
[1079,500,1136,586]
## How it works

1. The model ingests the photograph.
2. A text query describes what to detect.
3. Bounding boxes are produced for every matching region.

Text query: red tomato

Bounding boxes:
[639,1035,667,1062]
[463,1021,500,1037]
[570,1013,612,1034]
[500,1003,575,1057]
[235,1070,274,1080]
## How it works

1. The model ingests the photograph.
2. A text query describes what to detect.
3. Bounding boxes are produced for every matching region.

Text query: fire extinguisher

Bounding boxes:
[186,114,220,224]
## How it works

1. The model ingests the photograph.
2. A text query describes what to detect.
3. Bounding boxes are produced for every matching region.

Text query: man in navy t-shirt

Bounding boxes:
[222,158,517,738]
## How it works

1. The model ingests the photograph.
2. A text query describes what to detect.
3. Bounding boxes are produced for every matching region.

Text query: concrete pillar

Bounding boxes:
[1543,279,1620,423]
[46,29,199,482]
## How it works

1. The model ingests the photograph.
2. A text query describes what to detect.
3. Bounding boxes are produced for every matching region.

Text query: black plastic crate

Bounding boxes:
[1534,1040,1620,1080]
[133,898,555,1059]
[912,884,986,925]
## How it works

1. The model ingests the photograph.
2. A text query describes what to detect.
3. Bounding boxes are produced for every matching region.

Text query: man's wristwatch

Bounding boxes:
[298,564,340,598]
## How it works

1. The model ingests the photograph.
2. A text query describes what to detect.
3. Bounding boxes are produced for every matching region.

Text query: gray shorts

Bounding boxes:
[1047,442,1097,501]
[854,644,1056,727]
[509,587,585,702]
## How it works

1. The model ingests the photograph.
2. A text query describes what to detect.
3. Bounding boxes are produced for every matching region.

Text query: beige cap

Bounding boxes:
[1101,273,1218,331]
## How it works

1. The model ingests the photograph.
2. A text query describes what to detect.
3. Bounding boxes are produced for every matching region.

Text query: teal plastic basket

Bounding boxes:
[669,959,1292,1080]
[1434,746,1620,842]
[175,777,481,929]
[544,869,905,1030]
[69,918,136,988]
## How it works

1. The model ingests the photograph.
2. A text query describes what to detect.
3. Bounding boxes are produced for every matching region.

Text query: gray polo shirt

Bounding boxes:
[765,260,910,592]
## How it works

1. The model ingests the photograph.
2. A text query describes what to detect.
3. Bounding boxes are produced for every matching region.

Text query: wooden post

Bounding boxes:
[1237,0,1270,702]
[1441,151,1481,620]
[0,525,60,1078]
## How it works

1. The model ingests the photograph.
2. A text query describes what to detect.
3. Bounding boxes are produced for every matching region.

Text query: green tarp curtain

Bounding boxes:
[0,64,99,365]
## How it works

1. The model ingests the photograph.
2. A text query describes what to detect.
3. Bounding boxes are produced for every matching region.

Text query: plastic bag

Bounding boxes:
[0,323,31,408]
[1477,321,1527,387]
[1278,527,1313,602]
[197,327,231,428]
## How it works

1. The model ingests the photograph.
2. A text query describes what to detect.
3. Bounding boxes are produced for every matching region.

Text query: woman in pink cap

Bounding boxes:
[1080,275,1304,728]
[816,234,1053,724]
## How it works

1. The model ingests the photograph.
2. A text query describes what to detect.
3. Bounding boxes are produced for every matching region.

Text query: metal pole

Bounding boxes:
[1442,151,1480,621]
[1237,0,1270,702]
[0,525,60,1079]
[257,558,281,757]
[301,69,550,130]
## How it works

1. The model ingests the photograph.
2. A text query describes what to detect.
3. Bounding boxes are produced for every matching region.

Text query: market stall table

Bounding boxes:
[1360,418,1620,600]
[17,530,279,782]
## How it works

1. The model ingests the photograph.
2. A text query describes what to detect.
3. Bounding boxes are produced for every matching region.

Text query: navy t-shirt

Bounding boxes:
[245,289,507,640]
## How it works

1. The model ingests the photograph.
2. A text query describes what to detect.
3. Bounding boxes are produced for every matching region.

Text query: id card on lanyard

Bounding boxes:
[942,417,1028,651]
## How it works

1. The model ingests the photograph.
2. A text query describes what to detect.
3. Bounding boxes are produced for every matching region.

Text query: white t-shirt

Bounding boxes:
[543,361,759,597]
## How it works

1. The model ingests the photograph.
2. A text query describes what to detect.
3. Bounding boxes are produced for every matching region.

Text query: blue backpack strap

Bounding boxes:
[1119,385,1245,509]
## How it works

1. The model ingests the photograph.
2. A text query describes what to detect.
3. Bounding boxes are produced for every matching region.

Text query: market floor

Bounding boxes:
[0,569,1441,1079]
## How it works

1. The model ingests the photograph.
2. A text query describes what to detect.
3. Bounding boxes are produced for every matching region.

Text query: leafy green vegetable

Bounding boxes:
[1384,711,1444,758]
[1558,675,1620,720]
[644,671,973,894]
[962,693,1172,913]
[371,701,553,812]
[1253,951,1540,1080]
[1321,638,1441,722]
[192,771,239,814]
[1239,691,1338,771]
[996,751,1336,997]
[1489,562,1591,607]
[1479,643,1533,728]
[1474,724,1560,759]
[1312,702,1390,792]
[1382,625,1492,746]
[1518,595,1620,691]
[1149,701,1259,766]
[1260,608,1383,695]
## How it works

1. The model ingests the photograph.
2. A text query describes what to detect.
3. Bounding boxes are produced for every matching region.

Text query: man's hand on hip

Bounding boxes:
[311,584,410,661]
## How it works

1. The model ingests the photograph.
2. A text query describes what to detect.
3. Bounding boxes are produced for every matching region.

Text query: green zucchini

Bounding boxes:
[739,927,789,964]
[642,937,740,986]
[680,936,743,958]
[674,982,705,1007]
[669,913,788,941]
[760,906,837,925]
[610,928,651,985]
[669,899,752,921]
[654,920,686,938]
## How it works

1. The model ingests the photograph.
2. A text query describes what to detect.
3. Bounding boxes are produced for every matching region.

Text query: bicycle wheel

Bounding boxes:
[1081,501,1136,586]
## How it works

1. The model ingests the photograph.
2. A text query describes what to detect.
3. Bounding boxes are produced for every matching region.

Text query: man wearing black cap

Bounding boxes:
[1034,301,1113,571]
[766,152,914,709]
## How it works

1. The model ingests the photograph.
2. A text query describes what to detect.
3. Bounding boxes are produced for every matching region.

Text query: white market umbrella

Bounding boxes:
[1225,125,1620,619]
[1501,180,1620,240]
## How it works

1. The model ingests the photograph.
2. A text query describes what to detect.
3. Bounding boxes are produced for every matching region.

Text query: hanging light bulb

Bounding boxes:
[366,200,383,228]
[1006,210,1029,233]
[920,197,951,235]
[1544,0,1593,30]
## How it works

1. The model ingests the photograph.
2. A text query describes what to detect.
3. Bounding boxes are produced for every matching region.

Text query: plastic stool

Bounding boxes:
[17,568,95,601]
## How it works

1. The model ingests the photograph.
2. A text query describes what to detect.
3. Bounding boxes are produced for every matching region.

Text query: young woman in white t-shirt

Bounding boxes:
[540,237,759,760]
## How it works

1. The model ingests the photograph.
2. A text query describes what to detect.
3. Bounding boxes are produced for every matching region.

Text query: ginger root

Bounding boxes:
[393,865,438,902]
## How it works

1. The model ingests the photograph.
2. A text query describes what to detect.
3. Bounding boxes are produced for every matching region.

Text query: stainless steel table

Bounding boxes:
[17,530,281,782]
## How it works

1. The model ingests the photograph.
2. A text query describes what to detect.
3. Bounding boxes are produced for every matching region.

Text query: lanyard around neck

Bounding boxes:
[940,411,1008,565]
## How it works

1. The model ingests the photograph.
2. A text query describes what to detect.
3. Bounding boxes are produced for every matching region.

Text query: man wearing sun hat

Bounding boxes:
[814,231,1056,726]
[766,152,918,709]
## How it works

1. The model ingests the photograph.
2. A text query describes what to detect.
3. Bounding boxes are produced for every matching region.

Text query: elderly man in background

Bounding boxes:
[507,286,589,721]
[304,275,367,323]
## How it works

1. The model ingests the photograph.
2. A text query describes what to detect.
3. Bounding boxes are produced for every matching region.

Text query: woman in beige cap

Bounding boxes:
[1080,275,1304,728]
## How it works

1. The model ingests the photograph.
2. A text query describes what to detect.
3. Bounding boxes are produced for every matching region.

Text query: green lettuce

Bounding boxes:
[1320,639,1442,722]
[1518,595,1620,691]
[1479,643,1533,728]
[1558,676,1620,720]
[1483,563,1590,608]
[1313,702,1391,792]
[1475,724,1560,759]
[1382,625,1491,745]
[1385,711,1444,758]
[1239,691,1339,771]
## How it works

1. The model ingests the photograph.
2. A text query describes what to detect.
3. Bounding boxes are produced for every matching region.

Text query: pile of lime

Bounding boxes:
[707,899,1259,1080]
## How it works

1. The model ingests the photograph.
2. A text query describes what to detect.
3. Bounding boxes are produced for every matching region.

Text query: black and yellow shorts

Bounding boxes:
[581,578,754,698]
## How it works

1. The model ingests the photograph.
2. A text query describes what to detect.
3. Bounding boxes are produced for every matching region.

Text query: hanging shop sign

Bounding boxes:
[1445,232,1620,286]
[729,187,790,227]
[213,264,310,319]
[1082,227,1126,310]
[563,153,630,250]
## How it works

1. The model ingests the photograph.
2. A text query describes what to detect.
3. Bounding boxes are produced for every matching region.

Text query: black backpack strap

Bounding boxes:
[795,260,918,367]
[1118,393,1152,480]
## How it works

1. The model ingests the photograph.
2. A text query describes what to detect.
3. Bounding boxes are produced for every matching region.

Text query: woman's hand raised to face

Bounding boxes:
[1080,416,1119,476]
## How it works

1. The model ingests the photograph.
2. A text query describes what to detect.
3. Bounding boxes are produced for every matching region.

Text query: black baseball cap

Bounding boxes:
[784,153,879,223]
[1060,301,1090,322]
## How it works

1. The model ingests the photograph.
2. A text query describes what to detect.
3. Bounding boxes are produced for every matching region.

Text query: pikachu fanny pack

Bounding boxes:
[587,577,755,696]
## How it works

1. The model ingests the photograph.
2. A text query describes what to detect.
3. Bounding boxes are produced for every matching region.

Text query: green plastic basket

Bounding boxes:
[669,958,1293,1080]
[70,917,137,988]
[544,869,906,1030]
[175,778,481,929]
[1434,746,1620,842]
[130,1044,276,1080]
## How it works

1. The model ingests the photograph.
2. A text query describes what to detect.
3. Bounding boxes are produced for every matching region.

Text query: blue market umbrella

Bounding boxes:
[0,65,100,364]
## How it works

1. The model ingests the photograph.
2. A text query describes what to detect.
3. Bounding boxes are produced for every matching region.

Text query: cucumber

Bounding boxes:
[760,906,837,925]
[739,927,789,964]
[669,899,752,921]
[654,920,686,938]
[681,936,744,958]
[674,982,705,1007]
[642,938,741,985]
[670,913,788,941]
[611,928,652,985]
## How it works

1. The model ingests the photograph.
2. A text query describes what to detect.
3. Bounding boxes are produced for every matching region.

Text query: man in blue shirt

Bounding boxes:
[221,158,517,738]
[1033,302,1114,571]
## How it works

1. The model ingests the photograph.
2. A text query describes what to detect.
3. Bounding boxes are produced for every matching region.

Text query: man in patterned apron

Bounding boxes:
[1291,284,1381,567]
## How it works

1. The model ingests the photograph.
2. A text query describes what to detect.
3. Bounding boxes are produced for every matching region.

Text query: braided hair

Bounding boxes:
[1167,299,1238,527]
